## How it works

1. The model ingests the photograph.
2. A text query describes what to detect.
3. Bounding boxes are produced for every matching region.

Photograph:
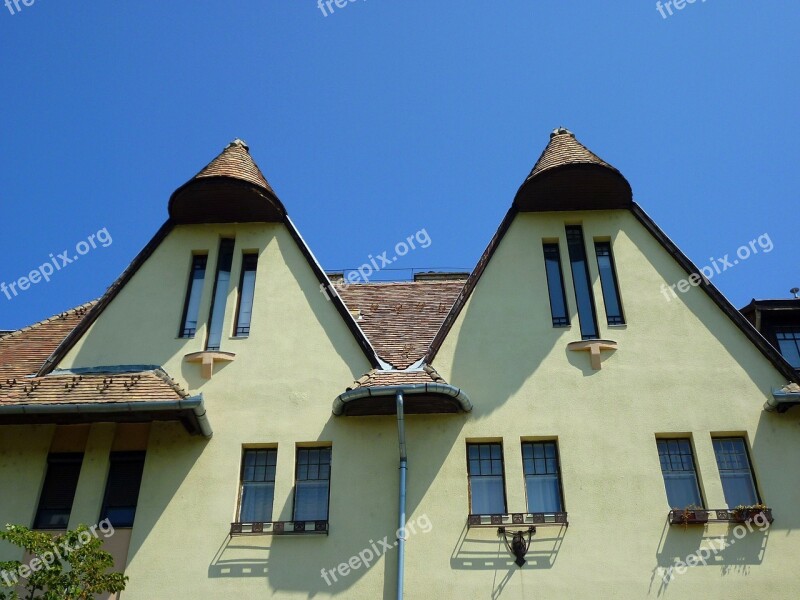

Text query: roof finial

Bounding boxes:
[228,139,249,152]
[550,127,574,139]
[791,287,799,299]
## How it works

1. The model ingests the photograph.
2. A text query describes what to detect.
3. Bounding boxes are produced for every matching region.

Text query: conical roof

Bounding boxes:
[169,140,286,223]
[514,128,632,212]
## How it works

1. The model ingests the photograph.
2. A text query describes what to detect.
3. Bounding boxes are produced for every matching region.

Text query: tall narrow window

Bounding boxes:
[543,244,569,327]
[594,241,625,325]
[712,438,759,507]
[293,447,331,522]
[33,453,84,529]
[775,328,800,368]
[565,226,599,339]
[178,255,207,338]
[206,239,235,351]
[100,451,145,527]
[522,442,564,513]
[239,449,277,523]
[656,439,703,508]
[234,254,258,336]
[467,443,506,514]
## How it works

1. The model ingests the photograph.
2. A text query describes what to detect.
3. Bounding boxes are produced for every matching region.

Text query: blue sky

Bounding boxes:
[1,1,798,329]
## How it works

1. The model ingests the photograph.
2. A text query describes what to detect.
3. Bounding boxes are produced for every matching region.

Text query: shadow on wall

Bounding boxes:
[649,517,770,597]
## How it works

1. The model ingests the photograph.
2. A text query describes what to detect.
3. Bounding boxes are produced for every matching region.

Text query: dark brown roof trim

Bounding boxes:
[630,202,800,385]
[425,206,518,362]
[37,220,175,376]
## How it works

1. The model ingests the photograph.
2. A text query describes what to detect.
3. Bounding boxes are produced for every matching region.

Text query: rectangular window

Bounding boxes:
[565,226,599,340]
[775,327,800,368]
[206,239,235,351]
[594,241,625,325]
[239,449,277,523]
[293,447,331,522]
[712,438,759,507]
[467,443,506,514]
[100,451,145,527]
[178,254,207,337]
[234,254,258,336]
[657,439,703,508]
[543,244,569,327]
[522,441,563,513]
[33,453,84,529]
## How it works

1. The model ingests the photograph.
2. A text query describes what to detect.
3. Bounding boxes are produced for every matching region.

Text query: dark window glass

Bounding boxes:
[543,244,569,327]
[712,438,759,507]
[594,241,625,325]
[178,255,207,337]
[467,443,506,514]
[775,328,800,368]
[294,447,331,521]
[240,449,277,522]
[100,452,145,527]
[33,453,83,529]
[206,239,235,351]
[565,226,599,339]
[234,254,258,336]
[657,439,703,508]
[522,442,563,513]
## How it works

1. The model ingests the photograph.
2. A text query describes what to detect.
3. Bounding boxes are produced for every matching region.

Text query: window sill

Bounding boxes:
[467,512,568,528]
[668,508,773,526]
[230,520,328,536]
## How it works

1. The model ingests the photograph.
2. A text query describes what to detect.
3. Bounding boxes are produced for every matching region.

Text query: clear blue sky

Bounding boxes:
[1,1,798,330]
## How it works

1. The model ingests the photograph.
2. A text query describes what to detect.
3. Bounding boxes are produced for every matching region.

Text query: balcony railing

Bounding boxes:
[468,512,568,528]
[668,508,773,526]
[230,520,328,536]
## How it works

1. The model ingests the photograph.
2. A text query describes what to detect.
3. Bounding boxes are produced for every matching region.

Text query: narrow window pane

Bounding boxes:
[33,454,83,529]
[178,255,207,337]
[523,442,564,513]
[234,254,258,336]
[206,239,235,351]
[595,242,625,325]
[100,452,145,528]
[239,449,277,522]
[294,447,331,521]
[657,439,702,508]
[712,438,759,507]
[565,226,599,340]
[467,443,506,514]
[543,244,569,327]
[775,328,800,368]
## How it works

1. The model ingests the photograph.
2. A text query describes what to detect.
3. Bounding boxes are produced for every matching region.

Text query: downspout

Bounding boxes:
[396,391,407,600]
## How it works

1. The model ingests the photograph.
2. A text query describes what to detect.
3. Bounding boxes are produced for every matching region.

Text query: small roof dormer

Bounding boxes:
[514,127,632,212]
[168,139,287,224]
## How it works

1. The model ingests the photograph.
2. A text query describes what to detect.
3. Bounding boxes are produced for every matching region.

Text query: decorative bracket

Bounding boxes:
[185,351,236,379]
[567,339,617,370]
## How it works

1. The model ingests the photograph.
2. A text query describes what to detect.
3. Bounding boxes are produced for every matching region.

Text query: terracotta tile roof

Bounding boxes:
[0,302,97,381]
[194,139,274,194]
[347,365,446,390]
[338,281,464,368]
[0,369,187,405]
[526,127,617,180]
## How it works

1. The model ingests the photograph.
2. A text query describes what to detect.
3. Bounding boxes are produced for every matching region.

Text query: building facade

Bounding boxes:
[2,130,799,599]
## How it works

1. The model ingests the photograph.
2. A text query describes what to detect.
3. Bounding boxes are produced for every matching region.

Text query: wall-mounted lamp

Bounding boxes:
[498,526,536,567]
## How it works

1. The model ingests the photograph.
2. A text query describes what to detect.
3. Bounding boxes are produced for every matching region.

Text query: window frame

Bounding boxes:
[466,442,508,515]
[178,254,208,338]
[542,243,570,327]
[233,253,259,337]
[594,240,625,326]
[99,451,146,528]
[773,326,800,369]
[565,225,600,340]
[205,239,236,351]
[712,437,761,508]
[656,438,705,509]
[33,453,84,530]
[292,446,332,523]
[521,441,565,513]
[238,448,278,523]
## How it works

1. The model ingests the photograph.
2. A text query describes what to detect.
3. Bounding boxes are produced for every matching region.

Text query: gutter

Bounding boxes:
[765,387,800,413]
[0,394,212,438]
[332,383,473,416]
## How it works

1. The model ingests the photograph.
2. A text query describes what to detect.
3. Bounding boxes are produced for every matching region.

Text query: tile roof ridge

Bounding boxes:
[2,300,98,341]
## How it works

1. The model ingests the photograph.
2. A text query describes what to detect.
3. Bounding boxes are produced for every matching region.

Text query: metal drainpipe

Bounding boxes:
[396,391,407,600]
